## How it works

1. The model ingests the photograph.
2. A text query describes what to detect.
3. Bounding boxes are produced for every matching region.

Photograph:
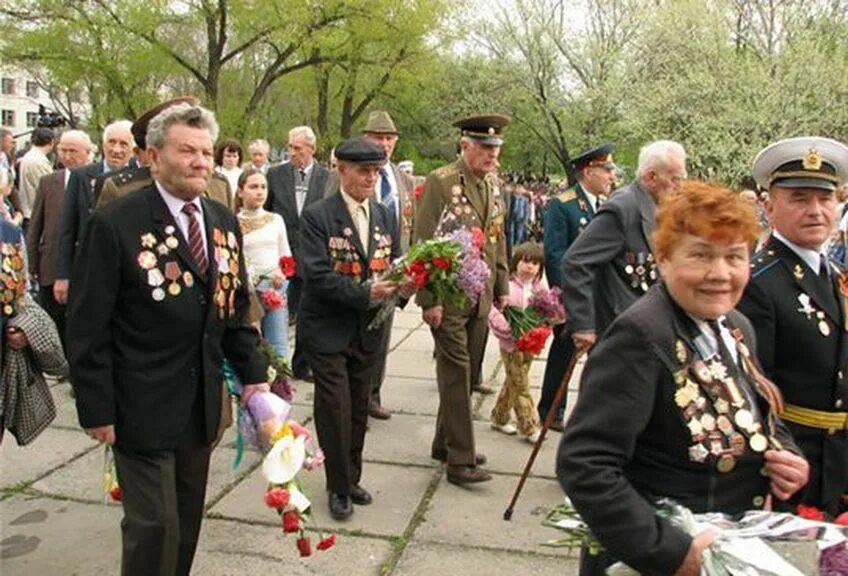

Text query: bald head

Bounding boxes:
[58,130,94,169]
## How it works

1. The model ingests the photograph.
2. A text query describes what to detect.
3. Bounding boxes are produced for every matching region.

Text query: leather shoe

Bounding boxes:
[350,485,373,506]
[368,402,391,420]
[431,450,487,466]
[472,382,495,395]
[446,465,492,485]
[547,421,564,433]
[293,370,314,383]
[329,493,353,520]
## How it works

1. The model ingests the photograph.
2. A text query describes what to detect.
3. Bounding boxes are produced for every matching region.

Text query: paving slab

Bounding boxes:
[389,327,415,349]
[469,420,559,479]
[386,350,437,379]
[46,382,79,430]
[363,413,439,467]
[193,517,393,575]
[414,474,571,556]
[394,328,435,352]
[392,309,423,329]
[395,541,579,575]
[211,461,435,538]
[0,496,122,575]
[380,376,439,417]
[0,428,97,490]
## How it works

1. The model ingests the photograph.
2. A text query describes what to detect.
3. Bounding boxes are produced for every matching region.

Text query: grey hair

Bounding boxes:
[102,120,134,145]
[248,138,270,153]
[636,140,687,179]
[60,129,94,150]
[288,126,316,147]
[146,103,219,149]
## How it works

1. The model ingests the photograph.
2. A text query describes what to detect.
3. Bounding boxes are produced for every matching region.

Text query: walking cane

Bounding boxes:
[503,348,584,521]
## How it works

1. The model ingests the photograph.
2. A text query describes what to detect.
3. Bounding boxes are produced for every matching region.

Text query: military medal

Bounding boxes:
[157,244,170,256]
[165,225,175,235]
[687,418,704,437]
[183,271,194,288]
[714,398,730,414]
[147,269,165,287]
[716,454,736,473]
[164,261,181,296]
[579,217,587,226]
[166,236,179,249]
[141,233,157,248]
[688,444,708,463]
[227,231,237,248]
[693,360,712,384]
[817,312,830,336]
[734,409,754,430]
[152,287,166,302]
[716,415,733,434]
[793,264,804,280]
[749,433,768,452]
[625,264,634,274]
[137,251,157,270]
[701,413,716,432]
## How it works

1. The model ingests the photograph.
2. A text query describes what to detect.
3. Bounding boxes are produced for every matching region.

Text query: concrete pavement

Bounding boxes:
[1,304,581,575]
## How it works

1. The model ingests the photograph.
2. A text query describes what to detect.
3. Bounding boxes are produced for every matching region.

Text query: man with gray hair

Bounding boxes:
[67,102,267,576]
[246,138,271,173]
[561,140,687,355]
[265,125,329,380]
[54,119,135,304]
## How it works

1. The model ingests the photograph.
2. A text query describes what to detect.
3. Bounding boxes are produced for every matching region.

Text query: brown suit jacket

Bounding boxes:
[27,169,67,286]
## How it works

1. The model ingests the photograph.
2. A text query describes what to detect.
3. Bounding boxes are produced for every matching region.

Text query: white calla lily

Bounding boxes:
[262,434,306,484]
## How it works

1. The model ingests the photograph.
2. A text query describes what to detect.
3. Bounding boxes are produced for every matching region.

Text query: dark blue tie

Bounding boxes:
[379,167,396,221]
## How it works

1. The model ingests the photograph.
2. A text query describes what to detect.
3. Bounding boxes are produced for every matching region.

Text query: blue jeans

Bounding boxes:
[257,279,289,359]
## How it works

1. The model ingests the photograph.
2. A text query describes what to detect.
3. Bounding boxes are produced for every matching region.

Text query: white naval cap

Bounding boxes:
[752,136,848,192]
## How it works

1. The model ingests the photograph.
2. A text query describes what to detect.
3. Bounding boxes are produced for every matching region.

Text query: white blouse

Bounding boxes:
[239,210,291,282]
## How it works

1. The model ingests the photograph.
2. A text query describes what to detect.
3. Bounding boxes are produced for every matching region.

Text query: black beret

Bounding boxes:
[335,137,387,165]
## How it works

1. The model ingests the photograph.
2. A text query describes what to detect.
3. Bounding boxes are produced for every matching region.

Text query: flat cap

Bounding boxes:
[572,143,615,171]
[753,136,848,192]
[335,137,387,165]
[362,110,398,135]
[453,113,510,146]
[132,96,200,150]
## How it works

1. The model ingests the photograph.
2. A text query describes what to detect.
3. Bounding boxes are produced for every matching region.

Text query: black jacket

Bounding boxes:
[56,162,105,279]
[264,162,329,262]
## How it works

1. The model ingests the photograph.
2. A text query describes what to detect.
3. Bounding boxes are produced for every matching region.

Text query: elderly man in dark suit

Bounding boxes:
[53,119,135,306]
[26,129,94,351]
[299,137,409,519]
[265,125,329,380]
[66,103,267,576]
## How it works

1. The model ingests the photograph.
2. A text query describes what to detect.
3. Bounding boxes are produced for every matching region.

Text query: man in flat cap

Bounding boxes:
[538,144,615,430]
[361,110,414,420]
[299,137,410,519]
[412,113,510,485]
[739,136,848,518]
[561,140,687,360]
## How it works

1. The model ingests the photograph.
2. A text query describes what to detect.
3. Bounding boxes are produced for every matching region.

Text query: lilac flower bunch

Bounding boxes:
[528,286,565,324]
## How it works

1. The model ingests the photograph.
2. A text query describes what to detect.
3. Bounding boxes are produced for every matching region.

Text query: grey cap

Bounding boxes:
[752,136,848,192]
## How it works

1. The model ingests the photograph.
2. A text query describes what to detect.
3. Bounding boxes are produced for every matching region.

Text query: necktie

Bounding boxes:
[379,167,396,219]
[819,254,829,280]
[299,169,306,182]
[181,203,208,276]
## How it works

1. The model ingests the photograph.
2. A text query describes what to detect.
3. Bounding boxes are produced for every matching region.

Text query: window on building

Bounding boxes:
[1,78,14,95]
[26,112,38,128]
[1,110,14,127]
[26,82,39,98]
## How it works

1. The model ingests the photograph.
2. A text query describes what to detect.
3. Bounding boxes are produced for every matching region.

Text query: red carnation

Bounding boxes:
[471,227,485,249]
[109,486,122,502]
[412,271,429,289]
[261,289,285,310]
[282,510,300,533]
[407,260,426,276]
[316,534,336,551]
[432,257,451,270]
[296,536,312,557]
[263,487,290,510]
[516,326,552,356]
[413,183,424,199]
[279,256,296,278]
[835,512,848,526]
[796,504,826,521]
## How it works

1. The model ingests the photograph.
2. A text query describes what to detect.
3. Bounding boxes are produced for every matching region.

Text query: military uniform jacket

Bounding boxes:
[66,184,266,451]
[738,235,848,513]
[96,165,233,212]
[562,180,658,335]
[558,284,799,575]
[543,182,595,288]
[412,157,509,317]
[298,192,400,355]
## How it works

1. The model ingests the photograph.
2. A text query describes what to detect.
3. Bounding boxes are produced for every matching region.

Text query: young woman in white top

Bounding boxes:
[215,139,244,204]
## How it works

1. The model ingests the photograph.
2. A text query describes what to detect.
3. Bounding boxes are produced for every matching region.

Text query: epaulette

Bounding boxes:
[750,248,779,279]
[432,163,458,180]
[557,188,576,203]
[113,166,147,186]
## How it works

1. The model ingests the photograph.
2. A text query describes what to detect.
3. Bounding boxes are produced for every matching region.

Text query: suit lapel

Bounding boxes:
[331,193,368,261]
[574,184,595,219]
[633,181,656,252]
[770,236,839,323]
[305,165,323,207]
[148,187,205,282]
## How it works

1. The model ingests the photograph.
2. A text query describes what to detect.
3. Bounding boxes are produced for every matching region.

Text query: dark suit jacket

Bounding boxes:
[265,162,329,263]
[738,234,848,514]
[558,284,799,575]
[562,180,658,336]
[66,184,266,451]
[298,192,400,355]
[543,183,595,288]
[96,166,234,212]
[56,162,106,279]
[27,169,67,285]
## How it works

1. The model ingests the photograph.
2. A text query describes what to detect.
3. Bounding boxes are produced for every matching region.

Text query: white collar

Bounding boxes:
[773,230,826,274]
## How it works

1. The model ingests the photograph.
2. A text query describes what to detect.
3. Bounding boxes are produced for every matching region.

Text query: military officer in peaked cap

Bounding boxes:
[539,144,615,430]
[739,136,848,517]
[413,113,510,485]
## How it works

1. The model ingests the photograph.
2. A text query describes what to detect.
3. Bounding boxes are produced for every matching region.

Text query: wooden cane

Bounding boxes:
[503,348,583,521]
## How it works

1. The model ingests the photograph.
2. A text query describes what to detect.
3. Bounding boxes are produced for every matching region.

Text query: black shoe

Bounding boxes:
[350,485,373,506]
[294,370,314,383]
[446,465,492,485]
[431,450,487,466]
[329,493,353,519]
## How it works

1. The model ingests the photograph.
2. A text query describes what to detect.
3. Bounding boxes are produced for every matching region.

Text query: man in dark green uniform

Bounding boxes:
[538,144,615,429]
[413,114,510,485]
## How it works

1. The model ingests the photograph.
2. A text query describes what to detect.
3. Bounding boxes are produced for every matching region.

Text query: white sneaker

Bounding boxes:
[523,430,542,444]
[491,422,518,435]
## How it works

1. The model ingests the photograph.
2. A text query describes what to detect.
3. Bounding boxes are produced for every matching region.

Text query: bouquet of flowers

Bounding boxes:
[502,287,565,356]
[246,255,297,311]
[103,446,121,503]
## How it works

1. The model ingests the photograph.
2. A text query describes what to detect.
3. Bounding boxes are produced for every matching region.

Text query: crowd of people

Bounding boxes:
[0,97,847,576]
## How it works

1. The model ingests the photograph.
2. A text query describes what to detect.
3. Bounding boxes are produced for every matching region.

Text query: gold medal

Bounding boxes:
[714,398,730,414]
[137,250,157,270]
[168,282,181,296]
[749,433,768,453]
[688,444,708,463]
[3,304,12,315]
[729,432,746,456]
[165,225,176,235]
[716,454,736,473]
[819,320,830,336]
[734,409,754,429]
[687,418,704,437]
[793,264,804,279]
[166,236,179,249]
[675,340,688,363]
[141,233,157,248]
[675,387,692,408]
[221,275,231,290]
[693,360,713,384]
[701,413,716,432]
[183,271,194,287]
[716,415,733,434]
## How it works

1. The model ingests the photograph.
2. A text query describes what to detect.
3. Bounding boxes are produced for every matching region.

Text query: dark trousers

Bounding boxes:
[370,309,394,405]
[308,338,379,495]
[538,324,574,422]
[430,310,488,466]
[38,285,66,353]
[289,277,309,376]
[579,548,615,576]
[113,444,212,576]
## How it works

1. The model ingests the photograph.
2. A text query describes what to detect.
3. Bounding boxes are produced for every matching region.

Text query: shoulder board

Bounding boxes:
[210,172,228,184]
[432,163,458,179]
[749,249,779,278]
[557,188,576,203]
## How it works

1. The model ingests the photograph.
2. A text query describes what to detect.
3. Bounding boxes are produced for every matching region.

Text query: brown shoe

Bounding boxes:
[472,382,495,395]
[446,465,492,485]
[368,403,391,420]
[548,421,564,433]
[431,450,487,466]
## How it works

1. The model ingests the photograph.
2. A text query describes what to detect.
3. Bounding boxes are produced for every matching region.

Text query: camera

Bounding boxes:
[36,104,67,129]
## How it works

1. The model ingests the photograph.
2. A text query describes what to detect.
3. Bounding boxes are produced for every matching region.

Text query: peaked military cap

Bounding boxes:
[453,113,511,146]
[131,96,201,150]
[572,143,615,171]
[362,110,398,135]
[753,136,848,192]
[335,137,387,165]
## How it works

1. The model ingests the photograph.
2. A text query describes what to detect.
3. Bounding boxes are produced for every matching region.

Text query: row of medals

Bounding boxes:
[0,245,25,315]
[137,227,195,302]
[624,252,656,293]
[677,351,779,474]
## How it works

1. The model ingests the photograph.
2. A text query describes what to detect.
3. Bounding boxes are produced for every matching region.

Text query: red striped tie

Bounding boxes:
[181,202,208,275]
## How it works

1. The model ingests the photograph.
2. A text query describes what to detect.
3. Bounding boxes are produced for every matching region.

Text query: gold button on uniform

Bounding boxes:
[753,495,765,507]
